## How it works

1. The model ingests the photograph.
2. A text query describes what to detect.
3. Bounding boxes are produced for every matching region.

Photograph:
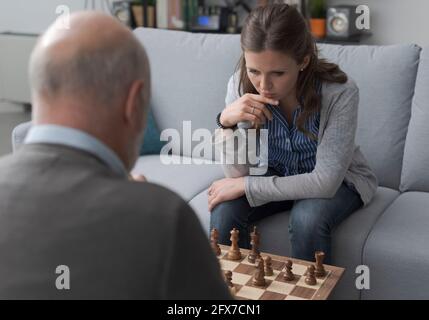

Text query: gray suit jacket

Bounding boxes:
[0,144,230,299]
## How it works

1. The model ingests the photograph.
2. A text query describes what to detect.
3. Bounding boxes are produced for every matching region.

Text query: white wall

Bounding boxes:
[327,0,429,46]
[0,0,428,44]
[0,0,114,105]
[0,0,112,34]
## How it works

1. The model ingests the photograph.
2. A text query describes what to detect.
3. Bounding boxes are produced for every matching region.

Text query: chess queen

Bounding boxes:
[208,4,377,264]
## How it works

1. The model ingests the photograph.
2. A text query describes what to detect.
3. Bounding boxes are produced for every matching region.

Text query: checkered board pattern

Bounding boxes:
[218,245,344,300]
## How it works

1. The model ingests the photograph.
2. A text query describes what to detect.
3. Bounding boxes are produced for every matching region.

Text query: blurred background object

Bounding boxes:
[308,0,327,39]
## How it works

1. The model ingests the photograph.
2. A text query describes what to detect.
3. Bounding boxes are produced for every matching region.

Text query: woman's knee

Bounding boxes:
[288,199,330,238]
[210,197,250,230]
[210,196,251,245]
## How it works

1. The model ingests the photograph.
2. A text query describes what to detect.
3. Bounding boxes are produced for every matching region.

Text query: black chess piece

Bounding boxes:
[315,251,327,277]
[224,270,236,294]
[253,259,266,287]
[227,228,241,260]
[305,265,317,286]
[264,256,273,276]
[283,260,295,281]
[248,226,260,263]
[211,228,221,256]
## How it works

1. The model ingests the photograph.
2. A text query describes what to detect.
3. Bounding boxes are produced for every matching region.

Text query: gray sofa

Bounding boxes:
[12,28,429,299]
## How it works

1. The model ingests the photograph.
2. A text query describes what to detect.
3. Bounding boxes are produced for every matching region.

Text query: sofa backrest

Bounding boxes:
[400,47,429,192]
[134,28,421,189]
[133,28,241,161]
[317,44,421,189]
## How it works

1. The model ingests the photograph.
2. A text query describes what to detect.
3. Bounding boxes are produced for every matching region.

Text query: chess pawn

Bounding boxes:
[253,259,266,287]
[247,253,257,264]
[263,256,273,276]
[315,251,327,277]
[224,271,236,295]
[305,265,317,286]
[248,226,260,263]
[227,228,242,260]
[283,260,295,281]
[210,228,221,256]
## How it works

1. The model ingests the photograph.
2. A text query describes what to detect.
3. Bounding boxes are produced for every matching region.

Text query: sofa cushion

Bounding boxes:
[131,154,224,201]
[400,47,429,192]
[318,44,421,189]
[134,27,421,188]
[190,186,399,300]
[139,109,166,155]
[362,192,429,299]
[133,28,241,160]
[329,187,399,300]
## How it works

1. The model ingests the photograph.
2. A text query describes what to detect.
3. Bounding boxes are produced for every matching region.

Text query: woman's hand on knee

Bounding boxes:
[208,177,245,212]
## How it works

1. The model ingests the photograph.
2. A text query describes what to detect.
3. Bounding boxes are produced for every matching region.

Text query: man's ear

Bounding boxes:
[124,79,144,127]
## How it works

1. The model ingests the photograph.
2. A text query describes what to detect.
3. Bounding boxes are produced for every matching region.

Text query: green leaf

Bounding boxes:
[308,0,326,19]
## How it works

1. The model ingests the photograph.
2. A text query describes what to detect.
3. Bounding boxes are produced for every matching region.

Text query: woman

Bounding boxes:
[208,4,377,264]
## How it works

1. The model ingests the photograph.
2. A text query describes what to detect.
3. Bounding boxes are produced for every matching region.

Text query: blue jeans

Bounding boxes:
[210,172,363,264]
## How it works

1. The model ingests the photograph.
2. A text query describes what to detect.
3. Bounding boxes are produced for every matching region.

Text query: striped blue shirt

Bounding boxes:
[263,105,320,177]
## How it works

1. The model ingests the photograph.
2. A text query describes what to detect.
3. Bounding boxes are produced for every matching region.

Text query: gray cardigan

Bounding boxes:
[219,74,378,207]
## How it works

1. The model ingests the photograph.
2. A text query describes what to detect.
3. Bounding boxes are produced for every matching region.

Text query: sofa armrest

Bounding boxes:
[11,121,32,152]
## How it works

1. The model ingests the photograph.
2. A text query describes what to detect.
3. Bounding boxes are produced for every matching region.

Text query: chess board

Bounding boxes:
[218,245,344,300]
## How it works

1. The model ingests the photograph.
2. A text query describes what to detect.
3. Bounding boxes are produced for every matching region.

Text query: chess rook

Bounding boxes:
[315,251,327,277]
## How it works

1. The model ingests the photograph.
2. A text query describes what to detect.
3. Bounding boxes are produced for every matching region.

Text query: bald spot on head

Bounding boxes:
[29,11,150,116]
[27,11,152,172]
[46,11,129,44]
[40,12,131,65]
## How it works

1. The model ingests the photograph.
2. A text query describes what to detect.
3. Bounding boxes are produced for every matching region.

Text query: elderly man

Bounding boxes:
[0,12,230,299]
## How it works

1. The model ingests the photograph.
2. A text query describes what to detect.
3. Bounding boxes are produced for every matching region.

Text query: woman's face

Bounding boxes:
[244,50,308,102]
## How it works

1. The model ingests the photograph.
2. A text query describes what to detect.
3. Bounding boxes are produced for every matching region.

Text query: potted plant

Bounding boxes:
[308,0,327,39]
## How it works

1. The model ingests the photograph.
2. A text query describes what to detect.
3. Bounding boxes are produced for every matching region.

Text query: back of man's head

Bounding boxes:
[28,11,151,170]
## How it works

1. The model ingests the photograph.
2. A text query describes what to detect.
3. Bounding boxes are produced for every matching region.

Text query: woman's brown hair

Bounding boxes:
[238,4,347,138]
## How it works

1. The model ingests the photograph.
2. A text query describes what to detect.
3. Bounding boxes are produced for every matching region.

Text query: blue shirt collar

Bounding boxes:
[24,124,128,177]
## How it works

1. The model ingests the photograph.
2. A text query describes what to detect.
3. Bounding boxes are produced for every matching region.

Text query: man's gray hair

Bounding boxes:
[29,32,150,108]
